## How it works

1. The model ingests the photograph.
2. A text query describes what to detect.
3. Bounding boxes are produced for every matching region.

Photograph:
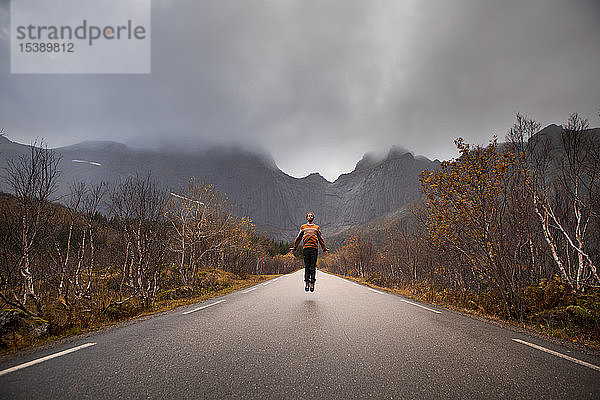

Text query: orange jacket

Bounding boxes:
[293,223,327,251]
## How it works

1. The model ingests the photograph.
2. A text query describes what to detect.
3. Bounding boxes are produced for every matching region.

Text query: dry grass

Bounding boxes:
[0,270,279,356]
[322,269,600,352]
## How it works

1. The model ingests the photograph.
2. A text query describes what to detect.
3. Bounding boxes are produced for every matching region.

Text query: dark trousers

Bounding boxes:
[303,247,318,283]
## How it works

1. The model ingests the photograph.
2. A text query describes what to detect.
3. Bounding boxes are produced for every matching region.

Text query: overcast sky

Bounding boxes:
[1,0,599,181]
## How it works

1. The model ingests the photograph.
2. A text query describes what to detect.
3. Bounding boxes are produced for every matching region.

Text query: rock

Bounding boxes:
[0,309,48,339]
[0,310,24,337]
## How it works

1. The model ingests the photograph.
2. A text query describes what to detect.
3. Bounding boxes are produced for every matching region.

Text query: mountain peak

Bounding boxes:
[355,145,414,172]
[301,172,329,182]
[529,123,600,151]
[386,145,410,160]
[535,124,563,137]
[355,152,382,171]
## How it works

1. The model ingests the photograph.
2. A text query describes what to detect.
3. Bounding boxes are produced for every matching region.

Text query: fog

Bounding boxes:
[0,0,599,181]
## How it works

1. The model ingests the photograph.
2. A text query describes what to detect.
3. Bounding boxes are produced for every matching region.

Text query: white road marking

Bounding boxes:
[72,159,101,166]
[182,299,225,315]
[399,299,442,314]
[512,339,600,371]
[262,280,272,286]
[339,277,442,314]
[0,342,97,377]
[242,287,257,293]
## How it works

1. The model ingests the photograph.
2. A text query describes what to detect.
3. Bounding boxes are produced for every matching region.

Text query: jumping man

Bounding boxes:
[290,212,329,292]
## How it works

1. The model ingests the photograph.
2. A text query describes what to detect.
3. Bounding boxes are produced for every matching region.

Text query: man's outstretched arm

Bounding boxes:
[317,229,329,253]
[290,230,303,252]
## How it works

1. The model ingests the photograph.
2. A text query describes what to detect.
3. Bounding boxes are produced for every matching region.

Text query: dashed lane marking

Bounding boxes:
[0,342,97,377]
[182,299,226,315]
[242,287,257,293]
[339,276,442,314]
[399,299,442,314]
[512,339,600,371]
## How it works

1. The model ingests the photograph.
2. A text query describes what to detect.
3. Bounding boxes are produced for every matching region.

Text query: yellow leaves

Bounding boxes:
[421,137,519,258]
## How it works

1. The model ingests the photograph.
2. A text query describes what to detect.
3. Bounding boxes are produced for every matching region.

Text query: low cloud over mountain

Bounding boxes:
[0,135,439,239]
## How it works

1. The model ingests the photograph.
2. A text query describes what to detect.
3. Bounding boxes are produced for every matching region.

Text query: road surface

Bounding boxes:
[1,269,599,399]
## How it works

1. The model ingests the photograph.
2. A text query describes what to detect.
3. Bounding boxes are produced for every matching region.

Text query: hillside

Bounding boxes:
[327,123,600,248]
[0,135,440,240]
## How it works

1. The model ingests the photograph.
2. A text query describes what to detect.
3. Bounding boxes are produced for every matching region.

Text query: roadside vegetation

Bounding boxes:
[0,148,301,354]
[321,112,600,349]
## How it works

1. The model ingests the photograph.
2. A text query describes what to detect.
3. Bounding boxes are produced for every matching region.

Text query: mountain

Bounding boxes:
[0,135,439,240]
[329,123,600,247]
[527,123,600,155]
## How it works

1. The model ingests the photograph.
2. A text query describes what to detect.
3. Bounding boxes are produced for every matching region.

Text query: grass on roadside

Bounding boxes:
[321,269,600,351]
[0,269,279,356]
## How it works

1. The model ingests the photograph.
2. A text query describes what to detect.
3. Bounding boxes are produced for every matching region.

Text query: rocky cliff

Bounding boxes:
[0,135,440,240]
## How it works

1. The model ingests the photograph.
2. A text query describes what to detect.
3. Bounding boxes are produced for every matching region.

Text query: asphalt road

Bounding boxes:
[1,269,599,399]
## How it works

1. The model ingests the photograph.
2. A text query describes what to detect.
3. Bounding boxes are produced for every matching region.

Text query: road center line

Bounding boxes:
[242,287,257,293]
[0,342,97,377]
[182,299,225,315]
[399,299,442,314]
[512,339,600,371]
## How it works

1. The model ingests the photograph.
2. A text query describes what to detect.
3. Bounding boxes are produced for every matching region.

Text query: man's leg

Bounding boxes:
[303,248,311,291]
[303,248,311,282]
[310,249,317,283]
[306,248,317,291]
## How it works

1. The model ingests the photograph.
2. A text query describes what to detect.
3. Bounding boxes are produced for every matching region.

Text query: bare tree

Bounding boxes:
[109,173,168,308]
[76,181,106,300]
[51,180,86,304]
[166,179,251,284]
[518,113,600,291]
[1,140,61,316]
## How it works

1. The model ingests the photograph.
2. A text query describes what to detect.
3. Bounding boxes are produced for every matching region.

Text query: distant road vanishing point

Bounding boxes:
[1,270,598,399]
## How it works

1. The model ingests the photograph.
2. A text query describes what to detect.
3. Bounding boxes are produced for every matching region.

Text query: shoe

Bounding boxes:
[305,282,309,291]
[309,282,315,292]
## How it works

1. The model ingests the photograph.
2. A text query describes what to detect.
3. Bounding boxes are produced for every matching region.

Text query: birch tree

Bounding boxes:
[526,113,600,291]
[1,141,60,316]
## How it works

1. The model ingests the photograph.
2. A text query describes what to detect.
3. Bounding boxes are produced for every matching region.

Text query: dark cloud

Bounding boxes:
[1,0,599,181]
